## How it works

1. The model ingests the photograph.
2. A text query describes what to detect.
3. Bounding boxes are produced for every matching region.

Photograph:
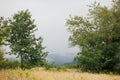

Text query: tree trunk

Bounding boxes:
[20,54,23,69]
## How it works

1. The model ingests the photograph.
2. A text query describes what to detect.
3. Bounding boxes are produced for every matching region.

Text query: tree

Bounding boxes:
[66,0,120,72]
[0,17,9,45]
[0,17,9,62]
[0,17,5,61]
[0,49,4,61]
[7,10,47,69]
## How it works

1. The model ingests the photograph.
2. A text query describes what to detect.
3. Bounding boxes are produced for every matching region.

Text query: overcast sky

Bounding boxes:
[0,0,111,55]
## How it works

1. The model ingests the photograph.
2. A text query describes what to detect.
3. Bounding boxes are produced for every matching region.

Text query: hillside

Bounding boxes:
[4,53,77,65]
[46,53,76,65]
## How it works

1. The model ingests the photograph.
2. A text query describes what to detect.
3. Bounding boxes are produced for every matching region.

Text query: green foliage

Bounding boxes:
[66,0,120,72]
[59,66,67,71]
[56,66,61,71]
[0,49,4,61]
[0,17,9,45]
[55,64,77,71]
[44,62,55,70]
[61,64,77,69]
[0,60,20,69]
[7,10,48,69]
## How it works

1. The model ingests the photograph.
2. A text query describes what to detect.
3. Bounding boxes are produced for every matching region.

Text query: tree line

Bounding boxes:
[0,0,120,73]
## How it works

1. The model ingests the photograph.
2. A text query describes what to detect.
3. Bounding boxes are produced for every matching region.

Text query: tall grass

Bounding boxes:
[0,67,120,80]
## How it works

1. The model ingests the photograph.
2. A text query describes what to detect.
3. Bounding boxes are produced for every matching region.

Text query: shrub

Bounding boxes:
[0,60,20,69]
[44,62,55,70]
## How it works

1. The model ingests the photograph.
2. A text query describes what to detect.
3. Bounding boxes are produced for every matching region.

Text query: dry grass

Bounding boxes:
[0,67,120,80]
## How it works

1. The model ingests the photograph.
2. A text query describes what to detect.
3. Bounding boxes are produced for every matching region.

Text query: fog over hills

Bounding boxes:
[46,53,77,65]
[4,53,77,65]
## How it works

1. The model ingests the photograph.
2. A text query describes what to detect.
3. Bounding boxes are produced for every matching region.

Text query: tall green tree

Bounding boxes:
[0,17,9,62]
[66,0,120,72]
[0,17,9,45]
[7,10,47,69]
[0,17,5,61]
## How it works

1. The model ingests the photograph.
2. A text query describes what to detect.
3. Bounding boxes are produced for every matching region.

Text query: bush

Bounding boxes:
[0,49,20,69]
[44,62,55,70]
[0,60,20,69]
[61,64,77,69]
[0,50,4,61]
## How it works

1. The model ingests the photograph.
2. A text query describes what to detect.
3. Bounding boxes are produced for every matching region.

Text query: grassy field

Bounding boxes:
[0,67,120,80]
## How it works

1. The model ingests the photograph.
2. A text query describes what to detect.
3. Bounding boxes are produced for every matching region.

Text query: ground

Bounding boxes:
[0,67,120,80]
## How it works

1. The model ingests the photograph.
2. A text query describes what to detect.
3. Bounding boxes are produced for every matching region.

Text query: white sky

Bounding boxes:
[0,0,111,54]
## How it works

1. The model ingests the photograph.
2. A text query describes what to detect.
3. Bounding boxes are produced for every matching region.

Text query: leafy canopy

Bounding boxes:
[7,10,48,68]
[66,0,120,72]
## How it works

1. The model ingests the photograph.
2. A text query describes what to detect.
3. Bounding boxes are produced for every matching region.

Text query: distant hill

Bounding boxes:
[4,53,77,66]
[46,53,76,65]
